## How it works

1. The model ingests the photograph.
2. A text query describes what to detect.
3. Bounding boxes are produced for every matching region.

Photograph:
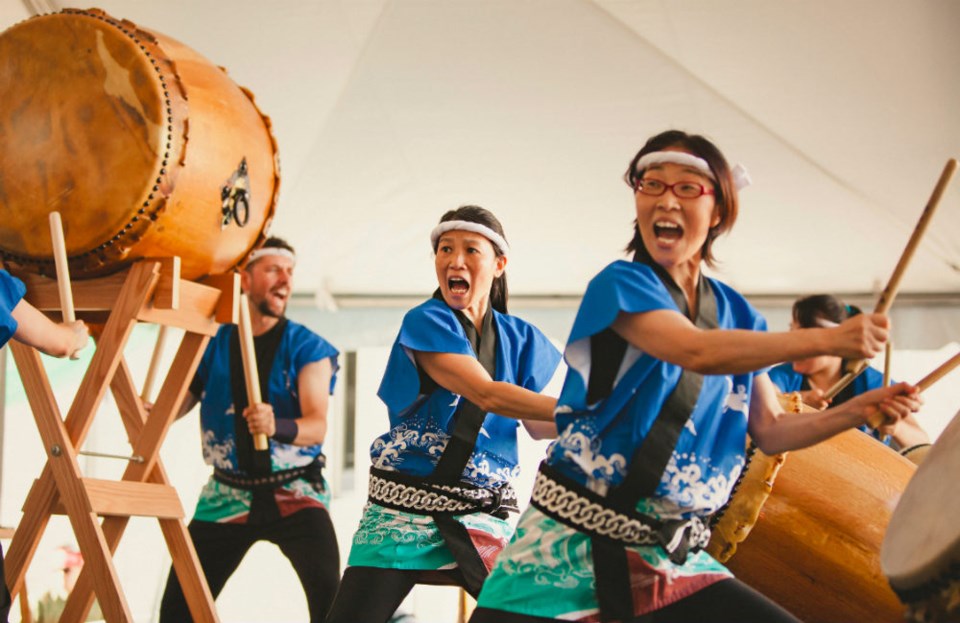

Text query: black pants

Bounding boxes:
[159,507,340,623]
[469,578,802,623]
[325,566,467,623]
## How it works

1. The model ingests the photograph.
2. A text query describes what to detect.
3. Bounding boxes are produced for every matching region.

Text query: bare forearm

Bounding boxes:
[750,407,862,455]
[684,328,833,375]
[414,350,556,422]
[614,309,888,376]
[749,380,921,455]
[522,418,559,439]
[11,301,84,357]
[291,417,327,446]
[473,381,556,422]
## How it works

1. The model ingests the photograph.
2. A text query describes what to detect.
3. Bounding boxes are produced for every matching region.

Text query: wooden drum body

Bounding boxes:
[0,8,278,280]
[883,409,960,622]
[708,430,916,622]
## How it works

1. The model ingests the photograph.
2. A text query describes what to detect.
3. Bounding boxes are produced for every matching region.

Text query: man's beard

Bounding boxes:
[257,298,286,319]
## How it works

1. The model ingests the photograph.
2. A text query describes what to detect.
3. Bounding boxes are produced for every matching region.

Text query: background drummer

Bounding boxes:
[157,237,341,623]
[768,294,929,451]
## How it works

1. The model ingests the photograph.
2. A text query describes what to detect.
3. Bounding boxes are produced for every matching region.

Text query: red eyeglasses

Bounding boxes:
[635,178,715,199]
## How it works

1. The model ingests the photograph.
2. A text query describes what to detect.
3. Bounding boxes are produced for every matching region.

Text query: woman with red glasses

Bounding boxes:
[469,130,922,623]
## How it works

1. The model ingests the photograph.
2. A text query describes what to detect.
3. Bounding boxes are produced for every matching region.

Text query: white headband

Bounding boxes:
[247,247,297,266]
[430,220,510,257]
[635,150,752,191]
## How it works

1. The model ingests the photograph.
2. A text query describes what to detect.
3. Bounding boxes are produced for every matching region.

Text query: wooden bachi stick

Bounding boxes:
[916,351,960,393]
[141,325,169,402]
[826,158,958,401]
[238,293,268,451]
[49,211,80,360]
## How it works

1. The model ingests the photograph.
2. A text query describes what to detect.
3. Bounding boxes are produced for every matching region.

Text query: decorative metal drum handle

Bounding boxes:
[221,157,252,229]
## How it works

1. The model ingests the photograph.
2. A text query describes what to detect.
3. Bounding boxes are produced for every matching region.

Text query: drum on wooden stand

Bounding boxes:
[882,408,960,622]
[707,394,917,623]
[0,8,278,281]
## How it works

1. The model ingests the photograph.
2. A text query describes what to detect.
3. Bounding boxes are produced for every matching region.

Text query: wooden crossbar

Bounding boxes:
[4,260,238,623]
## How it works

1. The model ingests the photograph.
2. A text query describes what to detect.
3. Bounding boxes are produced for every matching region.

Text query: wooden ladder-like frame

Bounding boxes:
[4,259,238,623]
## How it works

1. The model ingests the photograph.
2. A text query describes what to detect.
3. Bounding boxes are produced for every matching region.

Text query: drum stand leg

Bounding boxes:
[3,260,235,623]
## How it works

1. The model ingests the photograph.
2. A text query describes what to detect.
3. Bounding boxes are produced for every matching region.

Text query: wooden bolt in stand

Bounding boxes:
[3,258,239,623]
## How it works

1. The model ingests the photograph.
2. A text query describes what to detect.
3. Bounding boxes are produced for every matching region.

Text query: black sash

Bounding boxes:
[423,295,498,597]
[589,255,719,622]
[229,317,286,522]
[214,455,325,491]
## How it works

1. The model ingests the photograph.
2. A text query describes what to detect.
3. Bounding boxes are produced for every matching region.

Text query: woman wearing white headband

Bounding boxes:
[471,130,921,622]
[327,205,562,623]
[769,294,928,452]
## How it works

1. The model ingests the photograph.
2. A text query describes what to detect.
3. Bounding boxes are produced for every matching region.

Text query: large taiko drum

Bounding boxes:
[707,424,916,622]
[882,409,960,622]
[0,8,278,281]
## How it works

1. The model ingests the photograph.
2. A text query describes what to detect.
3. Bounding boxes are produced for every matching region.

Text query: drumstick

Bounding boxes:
[238,293,269,451]
[915,350,960,393]
[141,325,169,402]
[864,342,895,430]
[49,212,79,360]
[882,341,892,388]
[862,350,960,429]
[826,158,958,401]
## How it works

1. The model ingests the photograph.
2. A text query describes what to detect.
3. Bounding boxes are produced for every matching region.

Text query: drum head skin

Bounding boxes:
[0,9,278,280]
[883,408,960,594]
[0,12,166,257]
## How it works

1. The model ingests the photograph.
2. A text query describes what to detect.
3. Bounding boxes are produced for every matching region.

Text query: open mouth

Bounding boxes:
[448,277,470,295]
[653,220,683,242]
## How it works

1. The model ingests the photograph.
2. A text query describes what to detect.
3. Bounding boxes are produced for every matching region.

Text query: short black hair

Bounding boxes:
[792,294,860,328]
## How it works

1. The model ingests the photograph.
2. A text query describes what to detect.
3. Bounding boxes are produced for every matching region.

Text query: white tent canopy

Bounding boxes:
[1,4,959,621]
[4,0,958,300]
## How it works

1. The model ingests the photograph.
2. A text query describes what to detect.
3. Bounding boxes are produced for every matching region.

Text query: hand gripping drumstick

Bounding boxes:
[49,212,79,360]
[825,158,958,404]
[238,293,269,451]
[794,353,958,430]
[858,351,960,430]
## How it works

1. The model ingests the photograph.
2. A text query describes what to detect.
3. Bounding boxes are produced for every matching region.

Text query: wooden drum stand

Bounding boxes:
[4,258,239,623]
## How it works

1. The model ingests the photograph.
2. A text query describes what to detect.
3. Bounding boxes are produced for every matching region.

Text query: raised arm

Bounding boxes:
[747,373,922,455]
[611,308,889,375]
[415,350,556,422]
[11,298,88,358]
